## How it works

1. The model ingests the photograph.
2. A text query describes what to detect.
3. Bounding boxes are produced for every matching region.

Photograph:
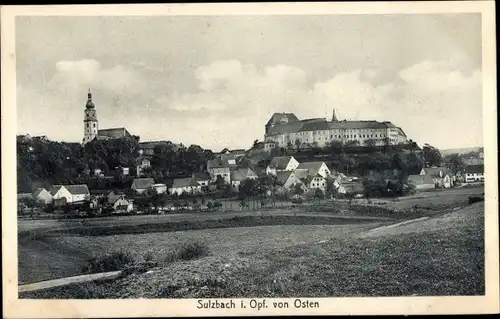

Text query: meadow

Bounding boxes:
[18,186,485,297]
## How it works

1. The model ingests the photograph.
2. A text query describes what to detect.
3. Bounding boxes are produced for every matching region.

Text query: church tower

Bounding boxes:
[83,89,98,144]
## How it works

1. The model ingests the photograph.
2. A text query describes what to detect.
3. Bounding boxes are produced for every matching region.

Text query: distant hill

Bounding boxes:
[440,146,483,155]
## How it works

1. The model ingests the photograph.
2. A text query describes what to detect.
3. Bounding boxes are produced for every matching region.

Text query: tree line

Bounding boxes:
[16,136,216,193]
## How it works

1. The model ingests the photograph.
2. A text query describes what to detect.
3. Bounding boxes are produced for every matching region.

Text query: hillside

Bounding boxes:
[440,146,483,155]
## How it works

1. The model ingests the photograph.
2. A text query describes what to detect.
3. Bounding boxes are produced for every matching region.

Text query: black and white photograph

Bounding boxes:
[2,1,498,317]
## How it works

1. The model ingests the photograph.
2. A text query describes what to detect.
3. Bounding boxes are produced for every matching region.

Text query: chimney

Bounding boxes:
[331,108,338,122]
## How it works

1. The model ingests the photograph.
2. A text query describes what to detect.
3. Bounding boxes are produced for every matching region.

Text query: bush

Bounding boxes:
[468,196,484,205]
[164,242,210,263]
[82,251,135,274]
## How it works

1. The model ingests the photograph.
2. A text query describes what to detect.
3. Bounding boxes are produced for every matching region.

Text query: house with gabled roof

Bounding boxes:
[304,174,328,192]
[32,188,53,204]
[230,168,258,191]
[49,184,90,204]
[131,178,155,194]
[207,157,235,184]
[297,161,331,178]
[419,167,454,188]
[266,156,299,176]
[464,164,484,183]
[106,192,134,213]
[169,178,202,196]
[275,171,307,194]
[337,180,365,195]
[408,174,435,190]
[192,172,211,187]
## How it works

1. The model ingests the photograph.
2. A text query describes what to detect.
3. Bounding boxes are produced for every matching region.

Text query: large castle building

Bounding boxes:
[82,90,132,145]
[264,109,408,148]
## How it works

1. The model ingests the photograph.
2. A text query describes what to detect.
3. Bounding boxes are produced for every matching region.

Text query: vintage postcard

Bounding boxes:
[1,1,499,317]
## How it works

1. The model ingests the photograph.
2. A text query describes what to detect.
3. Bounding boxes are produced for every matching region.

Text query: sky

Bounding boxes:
[16,14,483,151]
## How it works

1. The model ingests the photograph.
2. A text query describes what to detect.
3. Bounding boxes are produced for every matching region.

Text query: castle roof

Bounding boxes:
[265,115,403,135]
[265,113,300,127]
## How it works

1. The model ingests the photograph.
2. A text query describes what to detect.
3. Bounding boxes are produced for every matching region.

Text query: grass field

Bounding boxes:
[18,187,484,296]
[21,202,485,298]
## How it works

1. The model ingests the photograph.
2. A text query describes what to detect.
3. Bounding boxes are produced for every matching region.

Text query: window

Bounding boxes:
[86,123,89,128]
[93,123,96,128]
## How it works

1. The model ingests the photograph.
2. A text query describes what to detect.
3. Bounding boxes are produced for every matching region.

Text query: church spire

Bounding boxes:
[331,108,338,122]
[85,89,95,109]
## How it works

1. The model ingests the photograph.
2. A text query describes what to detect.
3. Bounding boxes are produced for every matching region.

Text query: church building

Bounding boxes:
[82,90,133,145]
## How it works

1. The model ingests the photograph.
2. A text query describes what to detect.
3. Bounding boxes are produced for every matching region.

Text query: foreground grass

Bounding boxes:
[19,223,379,284]
[21,203,484,298]
[18,214,381,239]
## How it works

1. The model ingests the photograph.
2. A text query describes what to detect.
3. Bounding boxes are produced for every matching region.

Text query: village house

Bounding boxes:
[192,172,212,191]
[152,183,168,194]
[136,156,152,177]
[419,167,454,188]
[230,168,259,191]
[207,158,233,184]
[266,156,300,176]
[32,188,53,204]
[275,171,307,194]
[407,174,435,190]
[169,178,202,196]
[106,193,134,213]
[337,180,365,195]
[305,174,328,192]
[49,184,90,204]
[131,178,155,194]
[464,164,484,183]
[296,161,331,178]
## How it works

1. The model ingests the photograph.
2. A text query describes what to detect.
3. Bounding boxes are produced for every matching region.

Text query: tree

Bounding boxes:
[215,175,226,189]
[364,138,377,151]
[422,144,442,167]
[314,188,324,203]
[443,153,466,175]
[328,140,343,153]
[325,177,337,198]
[293,183,304,196]
[239,178,259,210]
[344,140,360,149]
[294,139,301,151]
